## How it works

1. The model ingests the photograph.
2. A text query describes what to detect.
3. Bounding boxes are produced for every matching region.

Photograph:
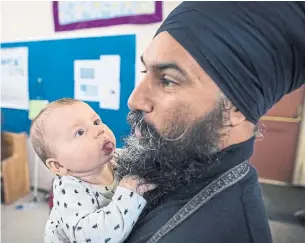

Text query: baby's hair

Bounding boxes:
[30,98,81,164]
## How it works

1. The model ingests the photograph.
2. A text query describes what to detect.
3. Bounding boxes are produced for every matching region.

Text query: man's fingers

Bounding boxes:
[137,183,158,193]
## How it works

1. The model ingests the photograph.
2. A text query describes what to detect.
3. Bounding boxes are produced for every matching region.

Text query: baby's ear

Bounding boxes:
[46,158,68,176]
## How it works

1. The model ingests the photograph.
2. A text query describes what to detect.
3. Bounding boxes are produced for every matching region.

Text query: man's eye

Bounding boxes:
[140,70,147,73]
[94,119,101,125]
[75,129,84,138]
[160,78,176,88]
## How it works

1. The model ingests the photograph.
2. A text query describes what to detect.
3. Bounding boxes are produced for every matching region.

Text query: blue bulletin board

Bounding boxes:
[0,35,136,148]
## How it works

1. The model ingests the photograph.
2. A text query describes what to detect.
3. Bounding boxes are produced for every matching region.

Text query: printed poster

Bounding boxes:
[53,1,162,31]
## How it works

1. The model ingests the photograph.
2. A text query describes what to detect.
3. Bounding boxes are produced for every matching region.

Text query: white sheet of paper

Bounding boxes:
[74,60,102,102]
[0,47,29,110]
[99,55,121,110]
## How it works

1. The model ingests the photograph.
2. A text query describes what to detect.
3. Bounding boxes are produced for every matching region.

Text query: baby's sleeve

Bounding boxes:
[45,217,60,243]
[54,178,146,243]
[44,210,67,243]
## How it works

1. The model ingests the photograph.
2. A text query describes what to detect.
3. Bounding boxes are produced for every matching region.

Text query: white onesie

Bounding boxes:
[44,175,146,243]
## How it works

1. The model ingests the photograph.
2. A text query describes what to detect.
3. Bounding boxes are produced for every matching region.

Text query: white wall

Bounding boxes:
[1,1,181,190]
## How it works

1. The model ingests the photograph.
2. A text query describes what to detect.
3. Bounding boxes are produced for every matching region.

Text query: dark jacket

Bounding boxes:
[125,138,273,243]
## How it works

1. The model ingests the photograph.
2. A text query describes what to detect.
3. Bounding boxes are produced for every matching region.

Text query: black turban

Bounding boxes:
[155,2,305,124]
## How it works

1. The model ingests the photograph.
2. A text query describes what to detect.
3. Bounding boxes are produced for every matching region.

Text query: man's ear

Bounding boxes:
[46,158,68,176]
[223,98,246,127]
[229,107,246,126]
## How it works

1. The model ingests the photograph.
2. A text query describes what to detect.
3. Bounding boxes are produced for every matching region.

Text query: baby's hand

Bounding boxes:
[119,176,157,196]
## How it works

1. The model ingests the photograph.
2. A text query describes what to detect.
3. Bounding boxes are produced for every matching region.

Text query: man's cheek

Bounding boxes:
[161,113,192,138]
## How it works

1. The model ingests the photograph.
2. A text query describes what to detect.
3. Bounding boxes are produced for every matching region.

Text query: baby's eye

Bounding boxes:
[75,129,84,138]
[94,119,101,125]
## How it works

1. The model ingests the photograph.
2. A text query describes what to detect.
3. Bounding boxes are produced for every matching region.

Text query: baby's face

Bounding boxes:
[45,102,116,174]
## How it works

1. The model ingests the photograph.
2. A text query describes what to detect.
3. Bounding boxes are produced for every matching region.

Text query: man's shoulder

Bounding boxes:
[126,167,272,243]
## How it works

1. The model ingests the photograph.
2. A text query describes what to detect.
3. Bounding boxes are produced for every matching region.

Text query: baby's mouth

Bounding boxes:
[135,126,143,139]
[102,140,114,155]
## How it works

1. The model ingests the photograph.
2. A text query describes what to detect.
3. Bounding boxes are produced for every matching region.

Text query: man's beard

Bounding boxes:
[116,101,225,204]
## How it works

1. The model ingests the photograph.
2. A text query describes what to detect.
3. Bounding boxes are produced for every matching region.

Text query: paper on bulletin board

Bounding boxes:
[28,100,49,120]
[73,55,121,110]
[74,60,102,102]
[99,55,121,110]
[0,47,29,110]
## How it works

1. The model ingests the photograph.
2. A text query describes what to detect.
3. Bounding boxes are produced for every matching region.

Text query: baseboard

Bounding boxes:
[259,178,290,186]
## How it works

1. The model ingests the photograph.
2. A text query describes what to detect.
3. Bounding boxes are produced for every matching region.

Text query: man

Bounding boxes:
[117,2,305,243]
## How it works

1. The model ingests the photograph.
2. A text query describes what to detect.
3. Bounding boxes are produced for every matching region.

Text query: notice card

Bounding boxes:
[74,60,102,102]
[0,47,29,110]
[99,55,121,110]
[28,100,49,120]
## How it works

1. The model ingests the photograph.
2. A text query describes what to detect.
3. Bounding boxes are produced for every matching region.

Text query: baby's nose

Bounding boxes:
[94,128,105,139]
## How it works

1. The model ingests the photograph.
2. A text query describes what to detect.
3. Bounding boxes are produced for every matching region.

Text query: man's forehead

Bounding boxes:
[143,31,211,84]
[142,31,188,64]
[142,31,204,76]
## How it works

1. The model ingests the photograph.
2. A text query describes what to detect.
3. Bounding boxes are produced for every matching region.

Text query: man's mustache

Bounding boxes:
[127,111,159,139]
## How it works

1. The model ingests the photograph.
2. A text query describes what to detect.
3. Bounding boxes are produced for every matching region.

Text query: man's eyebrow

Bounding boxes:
[140,55,187,76]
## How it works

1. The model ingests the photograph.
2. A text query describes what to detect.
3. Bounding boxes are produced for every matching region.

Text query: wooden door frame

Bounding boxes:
[293,94,305,186]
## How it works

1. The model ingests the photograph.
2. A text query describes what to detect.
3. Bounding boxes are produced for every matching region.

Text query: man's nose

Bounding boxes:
[128,79,153,113]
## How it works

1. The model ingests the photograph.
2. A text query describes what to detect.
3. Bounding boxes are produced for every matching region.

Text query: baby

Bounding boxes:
[30,98,153,243]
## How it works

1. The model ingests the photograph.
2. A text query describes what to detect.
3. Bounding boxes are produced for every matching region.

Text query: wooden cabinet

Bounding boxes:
[1,132,30,204]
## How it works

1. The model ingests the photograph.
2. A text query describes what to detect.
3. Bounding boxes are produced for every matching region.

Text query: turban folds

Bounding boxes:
[155,2,305,123]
